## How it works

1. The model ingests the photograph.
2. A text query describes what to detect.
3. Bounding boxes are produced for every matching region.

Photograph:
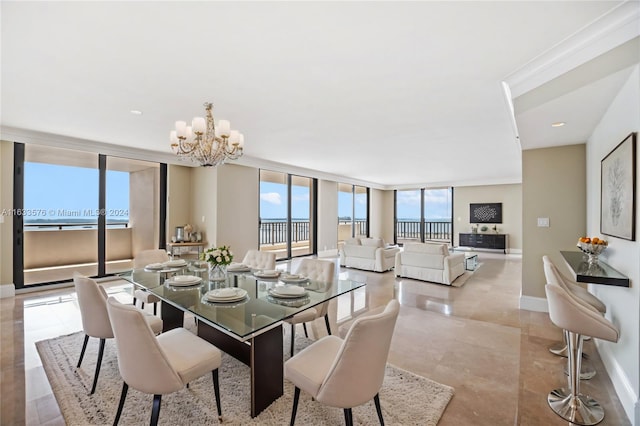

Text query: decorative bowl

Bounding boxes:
[577,240,607,264]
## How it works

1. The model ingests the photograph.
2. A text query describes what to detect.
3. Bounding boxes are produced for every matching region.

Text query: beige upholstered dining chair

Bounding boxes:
[284,299,400,425]
[73,273,162,394]
[284,258,335,357]
[132,249,170,315]
[242,249,276,270]
[106,297,223,426]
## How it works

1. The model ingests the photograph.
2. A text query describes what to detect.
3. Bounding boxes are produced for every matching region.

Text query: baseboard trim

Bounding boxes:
[519,295,548,312]
[595,339,637,425]
[0,284,16,298]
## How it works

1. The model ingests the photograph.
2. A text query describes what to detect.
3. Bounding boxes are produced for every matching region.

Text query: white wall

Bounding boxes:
[586,65,639,425]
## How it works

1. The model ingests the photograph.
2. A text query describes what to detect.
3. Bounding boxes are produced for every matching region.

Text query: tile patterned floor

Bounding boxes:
[0,253,631,425]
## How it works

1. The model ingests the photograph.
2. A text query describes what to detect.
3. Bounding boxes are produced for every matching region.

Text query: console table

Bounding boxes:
[459,233,507,254]
[167,241,207,258]
[560,250,630,287]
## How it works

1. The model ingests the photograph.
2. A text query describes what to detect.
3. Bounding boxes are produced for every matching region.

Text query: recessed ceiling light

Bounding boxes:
[551,122,565,127]
[130,110,143,115]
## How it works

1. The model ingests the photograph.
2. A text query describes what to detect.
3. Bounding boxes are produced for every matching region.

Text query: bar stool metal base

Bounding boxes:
[549,344,590,360]
[548,388,604,425]
[564,364,596,380]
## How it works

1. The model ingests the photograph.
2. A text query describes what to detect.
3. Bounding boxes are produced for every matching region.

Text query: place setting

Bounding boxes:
[267,284,310,307]
[279,273,309,284]
[226,262,252,273]
[163,258,188,268]
[164,274,203,290]
[253,269,281,279]
[202,287,249,306]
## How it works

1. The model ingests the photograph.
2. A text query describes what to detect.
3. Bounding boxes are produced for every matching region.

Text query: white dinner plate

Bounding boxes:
[204,288,248,303]
[279,274,309,284]
[227,263,251,272]
[166,276,202,287]
[268,286,308,299]
[164,259,187,267]
[145,263,165,270]
[254,270,281,278]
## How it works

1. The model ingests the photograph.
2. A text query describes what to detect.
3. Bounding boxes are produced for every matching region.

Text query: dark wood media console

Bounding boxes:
[459,233,508,253]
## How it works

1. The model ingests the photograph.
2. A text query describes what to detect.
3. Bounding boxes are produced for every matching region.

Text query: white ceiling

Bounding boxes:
[1,1,638,189]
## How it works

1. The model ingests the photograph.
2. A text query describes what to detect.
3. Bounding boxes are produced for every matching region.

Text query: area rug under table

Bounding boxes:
[36,330,454,425]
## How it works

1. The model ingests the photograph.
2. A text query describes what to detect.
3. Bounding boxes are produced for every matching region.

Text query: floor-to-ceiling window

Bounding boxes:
[15,143,164,288]
[395,187,453,245]
[259,170,316,260]
[424,187,453,242]
[395,189,421,244]
[337,183,369,243]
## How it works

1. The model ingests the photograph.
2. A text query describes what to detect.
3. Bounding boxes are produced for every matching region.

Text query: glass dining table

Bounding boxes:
[121,264,366,417]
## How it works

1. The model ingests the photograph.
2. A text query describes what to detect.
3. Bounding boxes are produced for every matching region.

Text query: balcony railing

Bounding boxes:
[259,219,368,246]
[396,220,452,242]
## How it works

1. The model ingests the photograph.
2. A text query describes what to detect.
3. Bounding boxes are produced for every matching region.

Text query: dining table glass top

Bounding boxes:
[121,265,366,341]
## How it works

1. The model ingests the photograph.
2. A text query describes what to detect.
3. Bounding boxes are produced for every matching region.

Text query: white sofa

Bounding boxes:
[339,237,400,272]
[394,242,465,285]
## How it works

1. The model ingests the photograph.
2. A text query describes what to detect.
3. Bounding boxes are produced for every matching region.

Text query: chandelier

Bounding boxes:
[169,102,244,167]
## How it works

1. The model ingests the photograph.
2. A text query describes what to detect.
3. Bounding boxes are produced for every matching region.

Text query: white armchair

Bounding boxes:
[339,238,399,272]
[394,242,464,285]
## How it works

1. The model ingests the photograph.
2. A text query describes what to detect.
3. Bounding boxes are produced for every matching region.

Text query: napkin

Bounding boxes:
[212,288,237,298]
[258,270,279,276]
[173,275,198,282]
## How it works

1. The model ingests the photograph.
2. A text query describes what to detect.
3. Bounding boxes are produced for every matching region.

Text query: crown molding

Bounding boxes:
[504,1,640,99]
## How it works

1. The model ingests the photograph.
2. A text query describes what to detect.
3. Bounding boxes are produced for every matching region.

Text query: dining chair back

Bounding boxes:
[107,297,222,425]
[242,249,276,270]
[284,299,400,425]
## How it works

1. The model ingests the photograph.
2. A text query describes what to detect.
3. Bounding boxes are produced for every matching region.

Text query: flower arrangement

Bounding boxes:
[202,245,234,267]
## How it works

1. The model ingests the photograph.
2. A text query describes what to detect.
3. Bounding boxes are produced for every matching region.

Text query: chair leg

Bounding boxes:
[141,302,145,310]
[290,323,296,357]
[374,393,385,426]
[212,369,222,418]
[77,334,89,368]
[302,323,309,338]
[150,394,162,426]
[343,408,353,426]
[90,338,106,395]
[290,387,300,426]
[113,382,128,426]
[132,297,137,307]
[153,303,157,316]
[324,314,332,335]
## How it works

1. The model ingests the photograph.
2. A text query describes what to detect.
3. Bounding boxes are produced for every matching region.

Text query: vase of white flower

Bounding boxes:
[202,245,233,282]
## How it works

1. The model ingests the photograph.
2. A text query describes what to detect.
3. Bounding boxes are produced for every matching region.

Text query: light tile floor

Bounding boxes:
[0,253,630,425]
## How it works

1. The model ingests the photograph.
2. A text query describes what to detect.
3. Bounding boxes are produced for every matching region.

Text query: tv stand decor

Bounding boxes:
[459,233,507,253]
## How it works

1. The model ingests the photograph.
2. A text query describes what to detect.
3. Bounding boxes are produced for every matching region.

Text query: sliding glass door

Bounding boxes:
[338,183,369,243]
[15,143,164,288]
[395,187,453,245]
[259,170,316,260]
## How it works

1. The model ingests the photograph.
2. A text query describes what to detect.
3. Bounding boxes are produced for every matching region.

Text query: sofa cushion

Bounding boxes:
[404,242,447,255]
[401,252,445,269]
[345,238,361,246]
[361,238,384,248]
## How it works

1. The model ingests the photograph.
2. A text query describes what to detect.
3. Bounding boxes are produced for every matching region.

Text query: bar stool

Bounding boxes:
[543,256,605,379]
[545,283,619,425]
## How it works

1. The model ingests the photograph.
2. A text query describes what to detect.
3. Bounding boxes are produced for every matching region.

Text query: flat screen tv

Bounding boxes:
[470,203,502,224]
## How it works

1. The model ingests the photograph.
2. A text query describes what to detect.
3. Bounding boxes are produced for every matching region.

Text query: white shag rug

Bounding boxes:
[37,329,454,425]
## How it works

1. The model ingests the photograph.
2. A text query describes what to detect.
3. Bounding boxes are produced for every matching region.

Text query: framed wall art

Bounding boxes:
[601,132,636,241]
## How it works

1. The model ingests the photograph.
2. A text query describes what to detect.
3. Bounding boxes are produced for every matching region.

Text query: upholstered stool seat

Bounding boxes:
[543,256,605,379]
[545,284,619,425]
